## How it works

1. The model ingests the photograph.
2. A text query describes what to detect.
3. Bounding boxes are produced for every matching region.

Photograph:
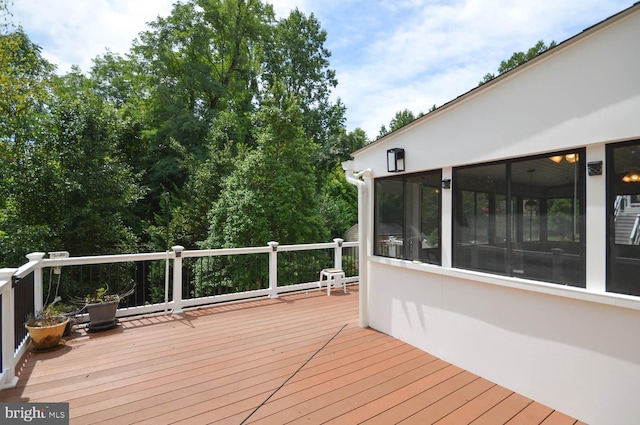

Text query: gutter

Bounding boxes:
[342,160,372,328]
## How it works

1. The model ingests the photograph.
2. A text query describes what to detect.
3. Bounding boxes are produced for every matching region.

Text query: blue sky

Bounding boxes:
[10,0,632,139]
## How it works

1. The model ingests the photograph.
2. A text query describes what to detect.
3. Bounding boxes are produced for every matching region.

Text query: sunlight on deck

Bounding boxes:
[1,286,583,424]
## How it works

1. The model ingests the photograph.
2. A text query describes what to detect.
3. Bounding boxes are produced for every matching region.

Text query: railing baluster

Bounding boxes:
[172,246,184,313]
[0,268,18,389]
[26,253,45,315]
[268,241,279,298]
[334,238,344,271]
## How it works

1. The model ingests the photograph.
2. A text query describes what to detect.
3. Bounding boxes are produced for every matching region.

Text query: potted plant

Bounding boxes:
[24,301,70,351]
[85,285,134,331]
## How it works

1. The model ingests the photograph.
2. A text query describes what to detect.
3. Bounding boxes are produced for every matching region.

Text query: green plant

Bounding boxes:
[85,284,134,304]
[24,302,69,327]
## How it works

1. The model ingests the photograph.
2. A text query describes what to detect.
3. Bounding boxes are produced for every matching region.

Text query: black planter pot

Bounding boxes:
[87,301,118,331]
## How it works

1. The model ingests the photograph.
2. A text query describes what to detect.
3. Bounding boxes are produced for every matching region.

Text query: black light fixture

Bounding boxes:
[387,148,405,172]
[524,169,538,213]
[587,161,603,176]
[441,179,451,189]
[524,198,538,213]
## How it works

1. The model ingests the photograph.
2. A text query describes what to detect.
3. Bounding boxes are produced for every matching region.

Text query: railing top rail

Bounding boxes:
[41,251,169,268]
[0,268,17,292]
[278,242,336,252]
[182,246,270,258]
[7,240,358,270]
[13,253,46,279]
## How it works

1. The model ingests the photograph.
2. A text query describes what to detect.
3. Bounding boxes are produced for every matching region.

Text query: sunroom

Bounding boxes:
[345,3,640,425]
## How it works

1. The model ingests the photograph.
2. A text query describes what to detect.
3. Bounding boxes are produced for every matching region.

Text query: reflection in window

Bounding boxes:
[375,178,404,259]
[453,151,585,287]
[374,171,441,264]
[607,140,640,296]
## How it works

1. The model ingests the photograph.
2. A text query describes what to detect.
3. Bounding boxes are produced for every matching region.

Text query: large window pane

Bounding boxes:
[374,178,403,258]
[607,140,640,296]
[374,171,441,264]
[454,163,507,274]
[454,151,585,286]
[407,173,441,264]
[511,156,584,285]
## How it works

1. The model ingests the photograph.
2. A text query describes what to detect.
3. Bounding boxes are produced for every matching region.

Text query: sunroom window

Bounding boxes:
[374,170,442,264]
[453,150,585,287]
[607,140,640,296]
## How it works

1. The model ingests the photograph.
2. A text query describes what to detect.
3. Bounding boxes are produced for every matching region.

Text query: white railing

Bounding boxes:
[631,215,640,245]
[0,239,358,390]
[0,268,19,390]
[614,195,626,219]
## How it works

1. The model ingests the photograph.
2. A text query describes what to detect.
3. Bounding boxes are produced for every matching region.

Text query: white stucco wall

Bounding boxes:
[352,6,640,425]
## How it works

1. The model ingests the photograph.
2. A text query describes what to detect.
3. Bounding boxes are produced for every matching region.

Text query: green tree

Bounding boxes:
[0,8,57,264]
[41,70,144,255]
[2,0,361,267]
[197,82,328,293]
[205,81,327,248]
[132,0,272,158]
[263,9,339,143]
[319,166,358,239]
[124,0,275,249]
[378,109,417,139]
[479,40,557,85]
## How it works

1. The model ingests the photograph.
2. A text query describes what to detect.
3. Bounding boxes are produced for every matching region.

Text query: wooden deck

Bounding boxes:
[1,286,584,424]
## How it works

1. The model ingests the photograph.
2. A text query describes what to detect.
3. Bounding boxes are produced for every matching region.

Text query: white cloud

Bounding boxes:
[12,0,175,73]
[326,0,631,137]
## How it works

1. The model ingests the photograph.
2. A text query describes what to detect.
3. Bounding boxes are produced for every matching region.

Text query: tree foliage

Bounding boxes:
[479,40,557,85]
[0,0,364,273]
[378,109,419,139]
[204,82,327,248]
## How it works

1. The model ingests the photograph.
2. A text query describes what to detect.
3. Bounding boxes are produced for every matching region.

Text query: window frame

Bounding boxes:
[606,139,640,296]
[373,169,442,265]
[452,149,586,287]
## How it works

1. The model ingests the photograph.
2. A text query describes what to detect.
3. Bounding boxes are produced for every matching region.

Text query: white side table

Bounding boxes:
[319,268,347,295]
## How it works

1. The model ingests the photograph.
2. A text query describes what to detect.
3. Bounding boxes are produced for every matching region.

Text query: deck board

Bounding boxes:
[0,286,580,424]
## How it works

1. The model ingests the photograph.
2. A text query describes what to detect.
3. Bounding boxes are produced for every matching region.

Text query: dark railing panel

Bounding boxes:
[183,253,270,298]
[343,245,359,278]
[0,292,3,367]
[14,272,34,350]
[278,249,333,287]
[46,259,169,308]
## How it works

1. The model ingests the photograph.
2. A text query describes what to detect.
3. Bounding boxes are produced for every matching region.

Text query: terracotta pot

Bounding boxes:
[25,319,70,350]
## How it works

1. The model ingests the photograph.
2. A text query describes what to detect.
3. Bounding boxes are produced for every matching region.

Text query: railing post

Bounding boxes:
[172,246,184,314]
[333,238,344,270]
[0,268,18,389]
[26,252,46,313]
[268,241,279,299]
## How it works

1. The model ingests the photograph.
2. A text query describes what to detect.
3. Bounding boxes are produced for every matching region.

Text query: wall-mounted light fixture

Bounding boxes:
[587,161,603,176]
[387,148,405,172]
[441,179,451,189]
